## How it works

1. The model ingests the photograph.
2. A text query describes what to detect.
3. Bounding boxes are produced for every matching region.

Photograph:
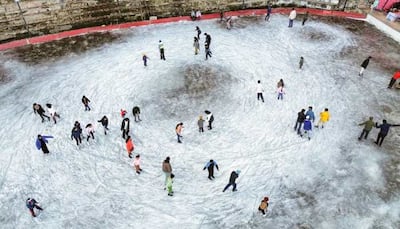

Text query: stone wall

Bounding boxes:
[0,0,360,43]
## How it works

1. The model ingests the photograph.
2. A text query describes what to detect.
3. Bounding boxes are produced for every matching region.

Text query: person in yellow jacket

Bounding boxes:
[316,108,330,128]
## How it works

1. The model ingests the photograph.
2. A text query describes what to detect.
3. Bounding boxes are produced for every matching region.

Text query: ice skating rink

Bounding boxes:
[0,14,399,228]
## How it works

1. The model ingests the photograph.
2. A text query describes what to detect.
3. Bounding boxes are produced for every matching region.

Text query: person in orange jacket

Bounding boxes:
[388,71,400,89]
[316,108,330,128]
[175,122,183,143]
[125,136,134,158]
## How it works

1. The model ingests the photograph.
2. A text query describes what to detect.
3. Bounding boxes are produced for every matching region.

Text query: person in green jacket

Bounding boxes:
[166,173,175,196]
[358,117,374,140]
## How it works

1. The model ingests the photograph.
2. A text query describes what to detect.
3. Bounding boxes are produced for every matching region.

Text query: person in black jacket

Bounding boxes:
[97,116,109,135]
[132,106,142,122]
[374,119,400,146]
[294,109,306,135]
[223,170,240,192]
[204,33,211,47]
[82,96,91,111]
[121,117,130,139]
[203,159,219,180]
[26,198,43,217]
[359,56,371,76]
[33,103,50,122]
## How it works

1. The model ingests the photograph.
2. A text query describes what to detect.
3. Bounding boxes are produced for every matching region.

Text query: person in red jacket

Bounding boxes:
[388,71,400,89]
[125,136,134,158]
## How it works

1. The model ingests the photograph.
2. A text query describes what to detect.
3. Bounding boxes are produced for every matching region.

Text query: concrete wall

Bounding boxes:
[0,0,358,43]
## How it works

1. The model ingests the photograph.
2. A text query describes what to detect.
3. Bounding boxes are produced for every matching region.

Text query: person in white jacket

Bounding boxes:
[288,8,297,28]
[256,80,264,103]
[45,103,60,124]
[205,110,214,130]
[277,86,285,100]
[85,123,95,141]
[133,154,143,174]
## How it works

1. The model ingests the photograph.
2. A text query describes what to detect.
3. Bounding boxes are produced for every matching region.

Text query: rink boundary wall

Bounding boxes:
[0,8,366,51]
[366,14,400,43]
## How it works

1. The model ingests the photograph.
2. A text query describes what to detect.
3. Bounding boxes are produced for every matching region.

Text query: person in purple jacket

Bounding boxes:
[301,116,313,140]
[36,135,53,154]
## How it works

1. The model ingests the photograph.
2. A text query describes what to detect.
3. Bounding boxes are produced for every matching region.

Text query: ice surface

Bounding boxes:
[0,15,399,229]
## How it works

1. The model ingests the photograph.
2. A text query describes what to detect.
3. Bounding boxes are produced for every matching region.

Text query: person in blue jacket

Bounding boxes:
[203,159,219,180]
[223,170,240,192]
[36,135,53,154]
[71,126,82,146]
[305,106,315,122]
[301,116,313,140]
[375,120,400,146]
[26,198,43,217]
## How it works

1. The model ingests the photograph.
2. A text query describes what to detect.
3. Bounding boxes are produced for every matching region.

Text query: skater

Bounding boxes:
[176,122,183,143]
[205,110,214,130]
[358,117,374,140]
[299,56,304,69]
[359,56,372,76]
[302,11,309,26]
[71,124,82,146]
[223,170,240,192]
[198,115,205,133]
[203,159,219,180]
[205,42,212,60]
[301,116,313,140]
[305,106,315,122]
[132,106,142,122]
[85,123,95,141]
[133,154,142,174]
[33,103,50,122]
[204,33,211,47]
[142,54,149,67]
[277,86,285,100]
[81,96,91,111]
[158,40,166,60]
[35,135,53,154]
[45,103,60,124]
[166,173,175,196]
[374,120,400,146]
[194,37,200,55]
[387,70,400,89]
[288,8,297,28]
[277,79,284,88]
[26,198,43,217]
[265,2,272,21]
[120,109,127,118]
[316,108,330,128]
[256,80,265,103]
[97,115,109,135]
[162,157,173,187]
[121,117,130,140]
[258,197,269,216]
[226,17,233,30]
[294,109,306,135]
[126,135,134,158]
[195,26,201,39]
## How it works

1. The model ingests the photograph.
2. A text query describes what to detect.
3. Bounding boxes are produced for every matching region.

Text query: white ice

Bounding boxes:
[0,15,399,228]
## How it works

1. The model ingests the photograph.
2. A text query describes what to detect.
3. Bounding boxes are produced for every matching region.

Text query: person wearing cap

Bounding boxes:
[302,116,312,140]
[374,120,400,146]
[175,122,183,143]
[203,159,219,180]
[358,117,374,141]
[359,56,371,76]
[258,197,269,216]
[223,170,240,192]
